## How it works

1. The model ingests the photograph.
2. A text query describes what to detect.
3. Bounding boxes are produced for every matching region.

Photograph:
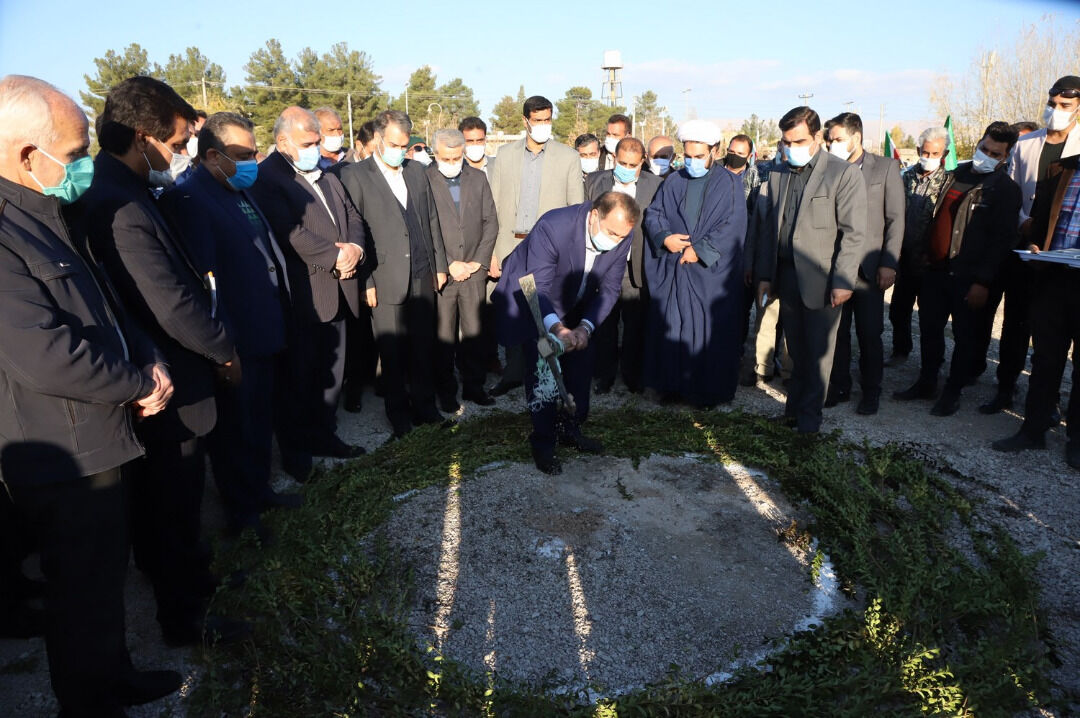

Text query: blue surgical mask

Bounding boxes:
[28,147,94,205]
[649,157,670,175]
[379,139,406,168]
[784,144,813,168]
[971,149,1001,174]
[292,141,320,172]
[685,156,710,178]
[217,152,259,190]
[613,163,638,184]
[588,215,619,252]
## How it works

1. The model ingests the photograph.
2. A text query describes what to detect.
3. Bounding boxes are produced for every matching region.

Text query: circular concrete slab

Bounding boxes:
[381,454,844,694]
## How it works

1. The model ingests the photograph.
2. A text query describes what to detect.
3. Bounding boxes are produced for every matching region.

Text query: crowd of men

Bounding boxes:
[0,69,1078,715]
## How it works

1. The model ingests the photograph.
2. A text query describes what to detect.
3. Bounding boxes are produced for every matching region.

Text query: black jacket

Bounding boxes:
[934,163,1022,285]
[584,169,663,288]
[83,152,234,441]
[0,176,158,484]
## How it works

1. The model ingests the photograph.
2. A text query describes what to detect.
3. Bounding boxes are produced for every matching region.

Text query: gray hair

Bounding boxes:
[433,129,465,151]
[917,126,950,150]
[0,75,64,162]
[273,107,321,144]
[374,109,412,136]
[312,106,341,124]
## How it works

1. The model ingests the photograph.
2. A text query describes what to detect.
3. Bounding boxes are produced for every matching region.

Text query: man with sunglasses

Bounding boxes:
[978,76,1080,415]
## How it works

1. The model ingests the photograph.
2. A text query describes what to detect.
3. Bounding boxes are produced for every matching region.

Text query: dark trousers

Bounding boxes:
[522,335,595,452]
[979,253,1032,391]
[210,354,276,531]
[1021,266,1080,440]
[345,304,377,388]
[296,316,347,445]
[371,271,438,425]
[777,261,842,433]
[889,255,922,356]
[9,466,133,716]
[829,273,885,397]
[916,268,984,392]
[129,435,208,626]
[593,273,647,391]
[436,277,487,398]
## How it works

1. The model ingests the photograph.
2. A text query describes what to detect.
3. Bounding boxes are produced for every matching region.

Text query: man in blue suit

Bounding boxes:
[159,112,296,539]
[492,192,639,474]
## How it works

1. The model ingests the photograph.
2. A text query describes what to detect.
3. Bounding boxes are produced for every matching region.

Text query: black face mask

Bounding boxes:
[724,153,748,170]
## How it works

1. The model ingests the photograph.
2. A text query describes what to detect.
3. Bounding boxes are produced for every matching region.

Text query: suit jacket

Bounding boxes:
[334,156,447,305]
[251,151,363,323]
[857,152,905,279]
[1026,153,1077,252]
[492,202,631,347]
[1007,126,1080,226]
[489,138,584,261]
[754,150,868,310]
[159,166,291,359]
[83,151,234,441]
[425,164,498,285]
[584,169,662,287]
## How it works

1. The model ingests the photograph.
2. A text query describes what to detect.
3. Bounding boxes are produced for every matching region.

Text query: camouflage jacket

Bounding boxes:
[901,164,952,257]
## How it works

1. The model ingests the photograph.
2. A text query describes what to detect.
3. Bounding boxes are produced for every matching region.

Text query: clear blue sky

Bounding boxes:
[1,0,1075,137]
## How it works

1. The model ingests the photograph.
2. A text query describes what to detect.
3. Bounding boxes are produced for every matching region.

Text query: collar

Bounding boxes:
[0,173,63,219]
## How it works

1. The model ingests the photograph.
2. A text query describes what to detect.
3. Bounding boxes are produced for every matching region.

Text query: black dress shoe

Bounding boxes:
[531,447,562,475]
[162,614,252,648]
[462,389,496,406]
[489,379,522,397]
[1067,441,1080,470]
[992,431,1046,452]
[438,394,462,413]
[389,418,412,438]
[856,393,880,415]
[413,408,446,426]
[311,437,366,459]
[260,490,303,511]
[884,352,909,367]
[893,380,937,401]
[282,453,313,483]
[343,381,364,413]
[559,434,604,453]
[594,380,614,395]
[116,669,183,706]
[930,391,961,416]
[978,387,1015,414]
[824,389,850,408]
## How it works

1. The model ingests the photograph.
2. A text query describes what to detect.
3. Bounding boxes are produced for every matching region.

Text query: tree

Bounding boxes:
[931,14,1080,158]
[295,42,383,134]
[81,43,152,119]
[159,47,228,112]
[236,39,303,147]
[553,87,625,142]
[490,94,520,134]
[738,114,781,150]
[633,90,674,139]
[435,78,480,126]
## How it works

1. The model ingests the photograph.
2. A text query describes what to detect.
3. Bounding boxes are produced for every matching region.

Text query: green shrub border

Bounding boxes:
[189,407,1056,717]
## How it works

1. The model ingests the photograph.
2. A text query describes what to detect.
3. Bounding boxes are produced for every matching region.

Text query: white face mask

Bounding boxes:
[411,150,432,166]
[437,159,463,178]
[828,140,852,161]
[971,148,1000,174]
[918,155,941,173]
[186,135,199,158]
[784,144,813,168]
[1043,104,1077,132]
[604,136,620,154]
[323,134,344,153]
[145,138,191,188]
[465,145,486,163]
[580,156,599,174]
[528,121,552,144]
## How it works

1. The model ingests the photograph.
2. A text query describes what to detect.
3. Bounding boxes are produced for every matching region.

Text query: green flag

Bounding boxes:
[944,115,958,171]
[883,132,900,161]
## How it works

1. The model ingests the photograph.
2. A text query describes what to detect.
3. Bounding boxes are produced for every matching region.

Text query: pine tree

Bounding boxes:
[81,43,152,120]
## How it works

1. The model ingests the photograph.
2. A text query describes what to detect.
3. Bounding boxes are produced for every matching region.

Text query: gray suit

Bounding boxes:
[829,152,905,401]
[756,149,868,431]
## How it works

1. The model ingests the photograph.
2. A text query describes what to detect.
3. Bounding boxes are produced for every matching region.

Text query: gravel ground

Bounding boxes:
[1,290,1078,715]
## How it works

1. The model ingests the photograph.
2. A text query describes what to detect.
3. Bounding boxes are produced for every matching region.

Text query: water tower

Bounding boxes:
[601,50,623,107]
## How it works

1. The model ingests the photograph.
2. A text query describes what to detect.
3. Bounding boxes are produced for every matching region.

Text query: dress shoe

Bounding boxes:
[930,390,961,416]
[594,379,614,395]
[389,417,412,439]
[282,453,313,483]
[1067,442,1080,470]
[992,431,1046,453]
[978,387,1015,414]
[884,352,909,367]
[893,380,937,401]
[0,604,45,638]
[856,393,880,415]
[438,394,462,413]
[311,437,366,459]
[489,379,522,397]
[559,433,604,453]
[116,669,183,706]
[260,489,303,511]
[343,381,364,413]
[162,614,252,648]
[462,388,495,406]
[487,357,504,375]
[824,388,850,408]
[413,408,446,426]
[531,447,562,475]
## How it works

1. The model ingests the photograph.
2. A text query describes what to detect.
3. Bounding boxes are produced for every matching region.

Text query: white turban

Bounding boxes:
[677,119,722,146]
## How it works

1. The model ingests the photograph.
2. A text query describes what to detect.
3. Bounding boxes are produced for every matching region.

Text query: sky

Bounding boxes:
[1,0,1076,143]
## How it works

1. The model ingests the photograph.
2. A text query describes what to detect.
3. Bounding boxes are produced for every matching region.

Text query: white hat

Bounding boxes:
[677,119,723,146]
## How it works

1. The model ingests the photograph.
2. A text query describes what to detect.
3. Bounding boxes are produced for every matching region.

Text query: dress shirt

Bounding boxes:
[377,159,408,207]
[515,144,545,233]
[542,216,600,334]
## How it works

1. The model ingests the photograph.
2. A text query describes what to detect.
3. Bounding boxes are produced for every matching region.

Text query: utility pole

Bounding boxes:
[347,93,354,148]
[682,88,692,121]
[798,92,814,105]
[405,84,409,115]
[878,103,885,151]
[200,75,208,109]
[842,100,854,111]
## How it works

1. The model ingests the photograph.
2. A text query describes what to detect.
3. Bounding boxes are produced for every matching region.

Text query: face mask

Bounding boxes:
[323,134,344,153]
[465,145,486,163]
[437,159,462,178]
[918,155,941,173]
[580,156,599,174]
[1043,104,1077,132]
[28,147,94,204]
[144,139,192,187]
[971,149,1000,174]
[649,157,671,175]
[604,136,620,154]
[588,215,619,252]
[216,152,259,190]
[685,156,710,178]
[411,150,432,166]
[724,153,749,169]
[291,141,321,172]
[613,163,638,184]
[784,144,813,168]
[379,139,406,168]
[527,121,552,144]
[828,141,852,161]
[186,135,199,158]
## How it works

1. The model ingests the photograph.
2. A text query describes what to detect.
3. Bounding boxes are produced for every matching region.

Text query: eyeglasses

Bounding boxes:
[1049,87,1080,99]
